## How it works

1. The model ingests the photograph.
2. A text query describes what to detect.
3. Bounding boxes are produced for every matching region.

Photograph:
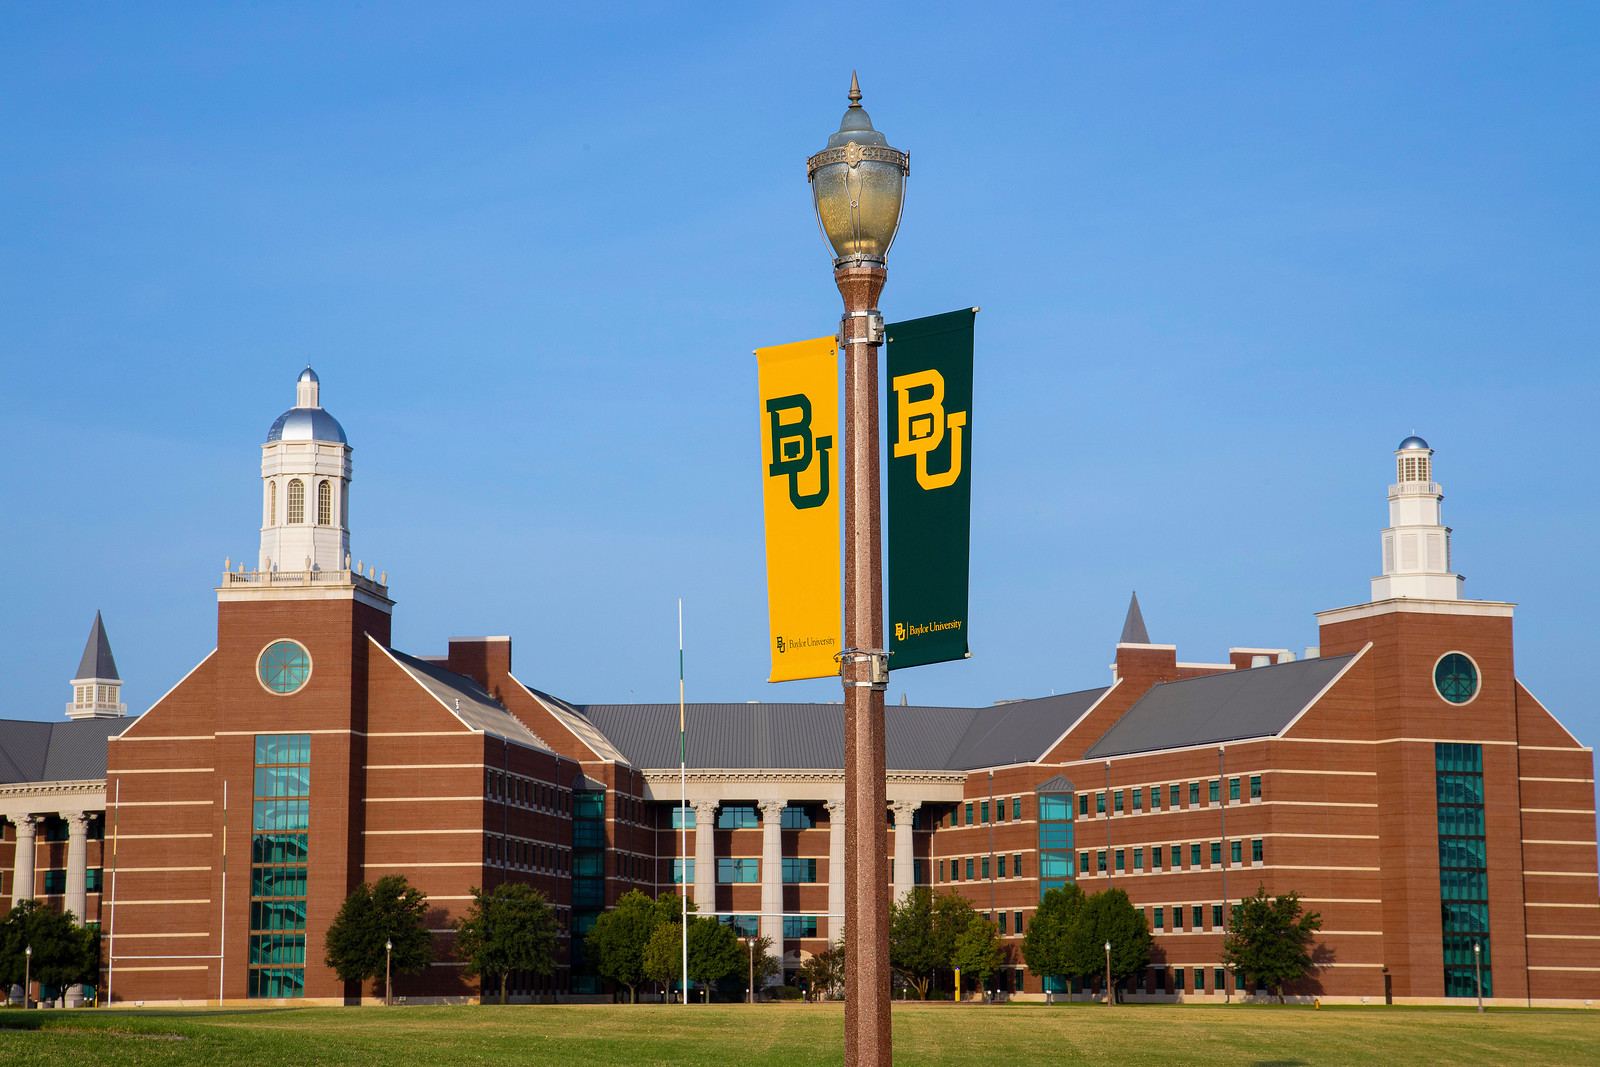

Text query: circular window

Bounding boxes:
[1434,652,1478,705]
[258,640,312,695]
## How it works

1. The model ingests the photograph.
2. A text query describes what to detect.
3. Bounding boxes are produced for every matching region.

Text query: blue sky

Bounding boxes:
[3,4,1597,754]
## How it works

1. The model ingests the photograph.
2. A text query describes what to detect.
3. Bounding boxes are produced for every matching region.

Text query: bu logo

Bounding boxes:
[766,394,832,510]
[895,622,905,642]
[892,370,967,490]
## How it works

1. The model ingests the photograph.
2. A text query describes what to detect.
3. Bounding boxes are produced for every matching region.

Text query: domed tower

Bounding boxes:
[258,367,351,572]
[1371,435,1464,601]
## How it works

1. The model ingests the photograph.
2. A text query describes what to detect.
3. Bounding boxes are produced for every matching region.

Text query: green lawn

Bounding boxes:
[1,1002,1597,1066]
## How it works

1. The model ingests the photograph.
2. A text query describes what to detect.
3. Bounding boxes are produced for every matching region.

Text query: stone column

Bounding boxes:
[890,800,920,903]
[10,815,38,905]
[63,812,90,1006]
[758,799,787,960]
[824,799,845,941]
[693,801,718,913]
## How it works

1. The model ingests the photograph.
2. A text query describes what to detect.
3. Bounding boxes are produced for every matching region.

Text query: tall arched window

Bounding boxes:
[317,480,332,526]
[269,481,277,525]
[287,479,305,524]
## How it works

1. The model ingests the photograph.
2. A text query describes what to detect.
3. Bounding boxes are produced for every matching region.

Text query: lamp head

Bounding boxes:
[386,938,393,950]
[807,72,909,267]
[26,945,32,956]
[1104,940,1111,951]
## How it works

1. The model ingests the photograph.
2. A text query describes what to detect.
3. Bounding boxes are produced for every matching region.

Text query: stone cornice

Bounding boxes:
[639,768,965,785]
[0,779,107,810]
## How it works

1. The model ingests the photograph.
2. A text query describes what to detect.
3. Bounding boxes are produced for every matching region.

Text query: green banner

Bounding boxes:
[886,308,975,670]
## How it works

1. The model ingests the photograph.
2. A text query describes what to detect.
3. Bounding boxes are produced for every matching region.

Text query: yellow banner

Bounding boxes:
[757,335,840,682]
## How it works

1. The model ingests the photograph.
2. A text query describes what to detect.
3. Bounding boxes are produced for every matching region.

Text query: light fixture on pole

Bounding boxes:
[24,944,32,1009]
[746,935,755,1004]
[385,938,393,1007]
[1104,940,1112,1007]
[808,71,908,1067]
[1473,940,1483,1013]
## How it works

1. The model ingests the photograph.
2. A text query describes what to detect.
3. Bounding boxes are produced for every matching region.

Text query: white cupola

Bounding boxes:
[1371,435,1464,601]
[259,366,352,573]
[67,611,127,719]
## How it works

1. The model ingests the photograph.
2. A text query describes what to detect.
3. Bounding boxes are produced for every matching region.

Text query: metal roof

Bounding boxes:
[387,649,551,752]
[1119,593,1150,644]
[0,716,134,785]
[74,612,119,681]
[1035,773,1077,793]
[577,687,1108,772]
[1082,654,1355,759]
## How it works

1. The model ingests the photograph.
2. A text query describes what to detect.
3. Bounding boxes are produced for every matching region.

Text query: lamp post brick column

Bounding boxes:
[824,798,846,940]
[809,72,908,1067]
[693,801,718,911]
[10,814,39,905]
[890,800,919,903]
[758,799,787,960]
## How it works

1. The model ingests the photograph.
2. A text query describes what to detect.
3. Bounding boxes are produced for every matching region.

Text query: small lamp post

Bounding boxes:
[1104,940,1113,1006]
[385,938,393,1007]
[808,70,909,1067]
[746,935,755,1004]
[24,944,32,1009]
[1473,940,1483,1013]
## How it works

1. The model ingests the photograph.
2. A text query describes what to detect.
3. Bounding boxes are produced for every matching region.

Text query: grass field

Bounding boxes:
[2,1002,1598,1066]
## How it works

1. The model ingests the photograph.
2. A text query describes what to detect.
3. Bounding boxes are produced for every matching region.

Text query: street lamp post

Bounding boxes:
[746,936,755,1004]
[24,945,32,1009]
[1104,940,1112,1007]
[808,72,908,1067]
[1473,941,1483,1013]
[385,938,393,1007]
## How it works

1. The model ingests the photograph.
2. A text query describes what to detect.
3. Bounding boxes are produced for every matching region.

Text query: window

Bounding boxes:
[782,858,817,883]
[1435,653,1479,704]
[1150,787,1160,811]
[1014,911,1023,934]
[1115,850,1125,872]
[86,867,103,893]
[939,859,946,882]
[717,858,759,883]
[1250,775,1261,800]
[1437,743,1491,996]
[1192,906,1203,929]
[1132,788,1142,811]
[1231,841,1242,864]
[998,913,1007,935]
[998,855,1007,878]
[1215,968,1226,994]
[717,805,758,829]
[1229,778,1240,802]
[1213,905,1224,929]
[1080,852,1090,874]
[1170,784,1180,808]
[1152,846,1163,869]
[1189,782,1200,806]
[269,481,277,525]
[722,914,758,937]
[1153,907,1164,930]
[780,805,813,830]
[1114,791,1124,813]
[1133,848,1143,871]
[966,803,974,825]
[317,480,331,526]
[1097,851,1107,873]
[258,641,312,695]
[981,857,990,880]
[981,801,990,824]
[1014,853,1022,877]
[1209,780,1220,804]
[1096,793,1106,814]
[997,798,1007,822]
[43,869,66,894]
[286,479,304,524]
[966,859,975,880]
[1170,906,1181,931]
[783,916,818,939]
[250,734,310,999]
[1190,844,1201,867]
[1252,839,1264,863]
[1014,797,1022,821]
[1174,968,1184,991]
[1211,842,1222,866]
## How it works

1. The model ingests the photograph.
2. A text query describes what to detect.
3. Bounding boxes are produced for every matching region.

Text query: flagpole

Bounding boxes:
[679,598,689,1006]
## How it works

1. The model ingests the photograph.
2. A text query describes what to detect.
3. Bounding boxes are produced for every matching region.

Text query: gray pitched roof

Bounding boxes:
[576,687,1107,772]
[75,612,119,681]
[1082,654,1355,759]
[386,649,552,752]
[1119,593,1150,645]
[0,716,134,785]
[1035,773,1077,793]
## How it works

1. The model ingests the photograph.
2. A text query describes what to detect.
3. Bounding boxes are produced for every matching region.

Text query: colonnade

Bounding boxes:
[6,811,97,922]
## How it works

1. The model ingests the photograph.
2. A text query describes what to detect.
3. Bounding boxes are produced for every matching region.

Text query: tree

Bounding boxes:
[888,888,977,999]
[1021,884,1085,1000]
[686,915,744,1001]
[642,921,684,996]
[324,875,432,998]
[1221,885,1323,1001]
[0,900,99,993]
[738,934,783,997]
[1065,888,1150,1002]
[584,889,658,1003]
[452,882,560,1004]
[951,914,1005,1002]
[798,938,844,1000]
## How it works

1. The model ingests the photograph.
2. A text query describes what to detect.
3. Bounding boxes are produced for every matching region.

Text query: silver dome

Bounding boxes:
[267,407,347,444]
[298,365,320,384]
[1397,435,1430,451]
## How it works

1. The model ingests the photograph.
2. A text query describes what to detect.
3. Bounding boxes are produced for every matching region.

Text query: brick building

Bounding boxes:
[2,375,1596,1007]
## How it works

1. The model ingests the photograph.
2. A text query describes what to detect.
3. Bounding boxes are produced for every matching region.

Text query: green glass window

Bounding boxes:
[1192,906,1203,928]
[1150,787,1160,811]
[1014,910,1023,933]
[981,856,990,879]
[257,641,311,694]
[673,859,693,884]
[1097,851,1107,872]
[998,913,1007,935]
[43,869,66,894]
[671,805,696,829]
[1039,794,1068,820]
[1080,851,1090,873]
[1229,778,1240,801]
[1215,968,1226,992]
[1132,789,1143,811]
[1079,794,1089,816]
[1133,848,1143,870]
[1096,793,1106,814]
[1250,775,1262,799]
[981,801,990,823]
[722,914,758,937]
[1014,853,1022,877]
[782,857,817,883]
[1231,841,1242,864]
[717,858,759,883]
[1209,780,1220,803]
[780,804,813,829]
[966,858,974,880]
[1189,782,1200,806]
[718,805,758,829]
[86,867,103,893]
[1174,968,1184,990]
[1114,791,1124,813]
[1115,850,1125,871]
[1153,907,1164,930]
[1252,839,1263,863]
[998,855,1008,878]
[1190,844,1201,867]
[250,734,309,999]
[1152,846,1163,868]
[1170,785,1181,808]
[1195,968,1205,991]
[1211,842,1222,865]
[783,915,818,939]
[939,859,946,882]
[1435,654,1479,704]
[1013,797,1022,820]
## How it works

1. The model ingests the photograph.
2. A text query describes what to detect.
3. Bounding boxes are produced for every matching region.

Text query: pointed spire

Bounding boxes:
[75,611,120,681]
[1119,592,1150,645]
[848,70,862,108]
